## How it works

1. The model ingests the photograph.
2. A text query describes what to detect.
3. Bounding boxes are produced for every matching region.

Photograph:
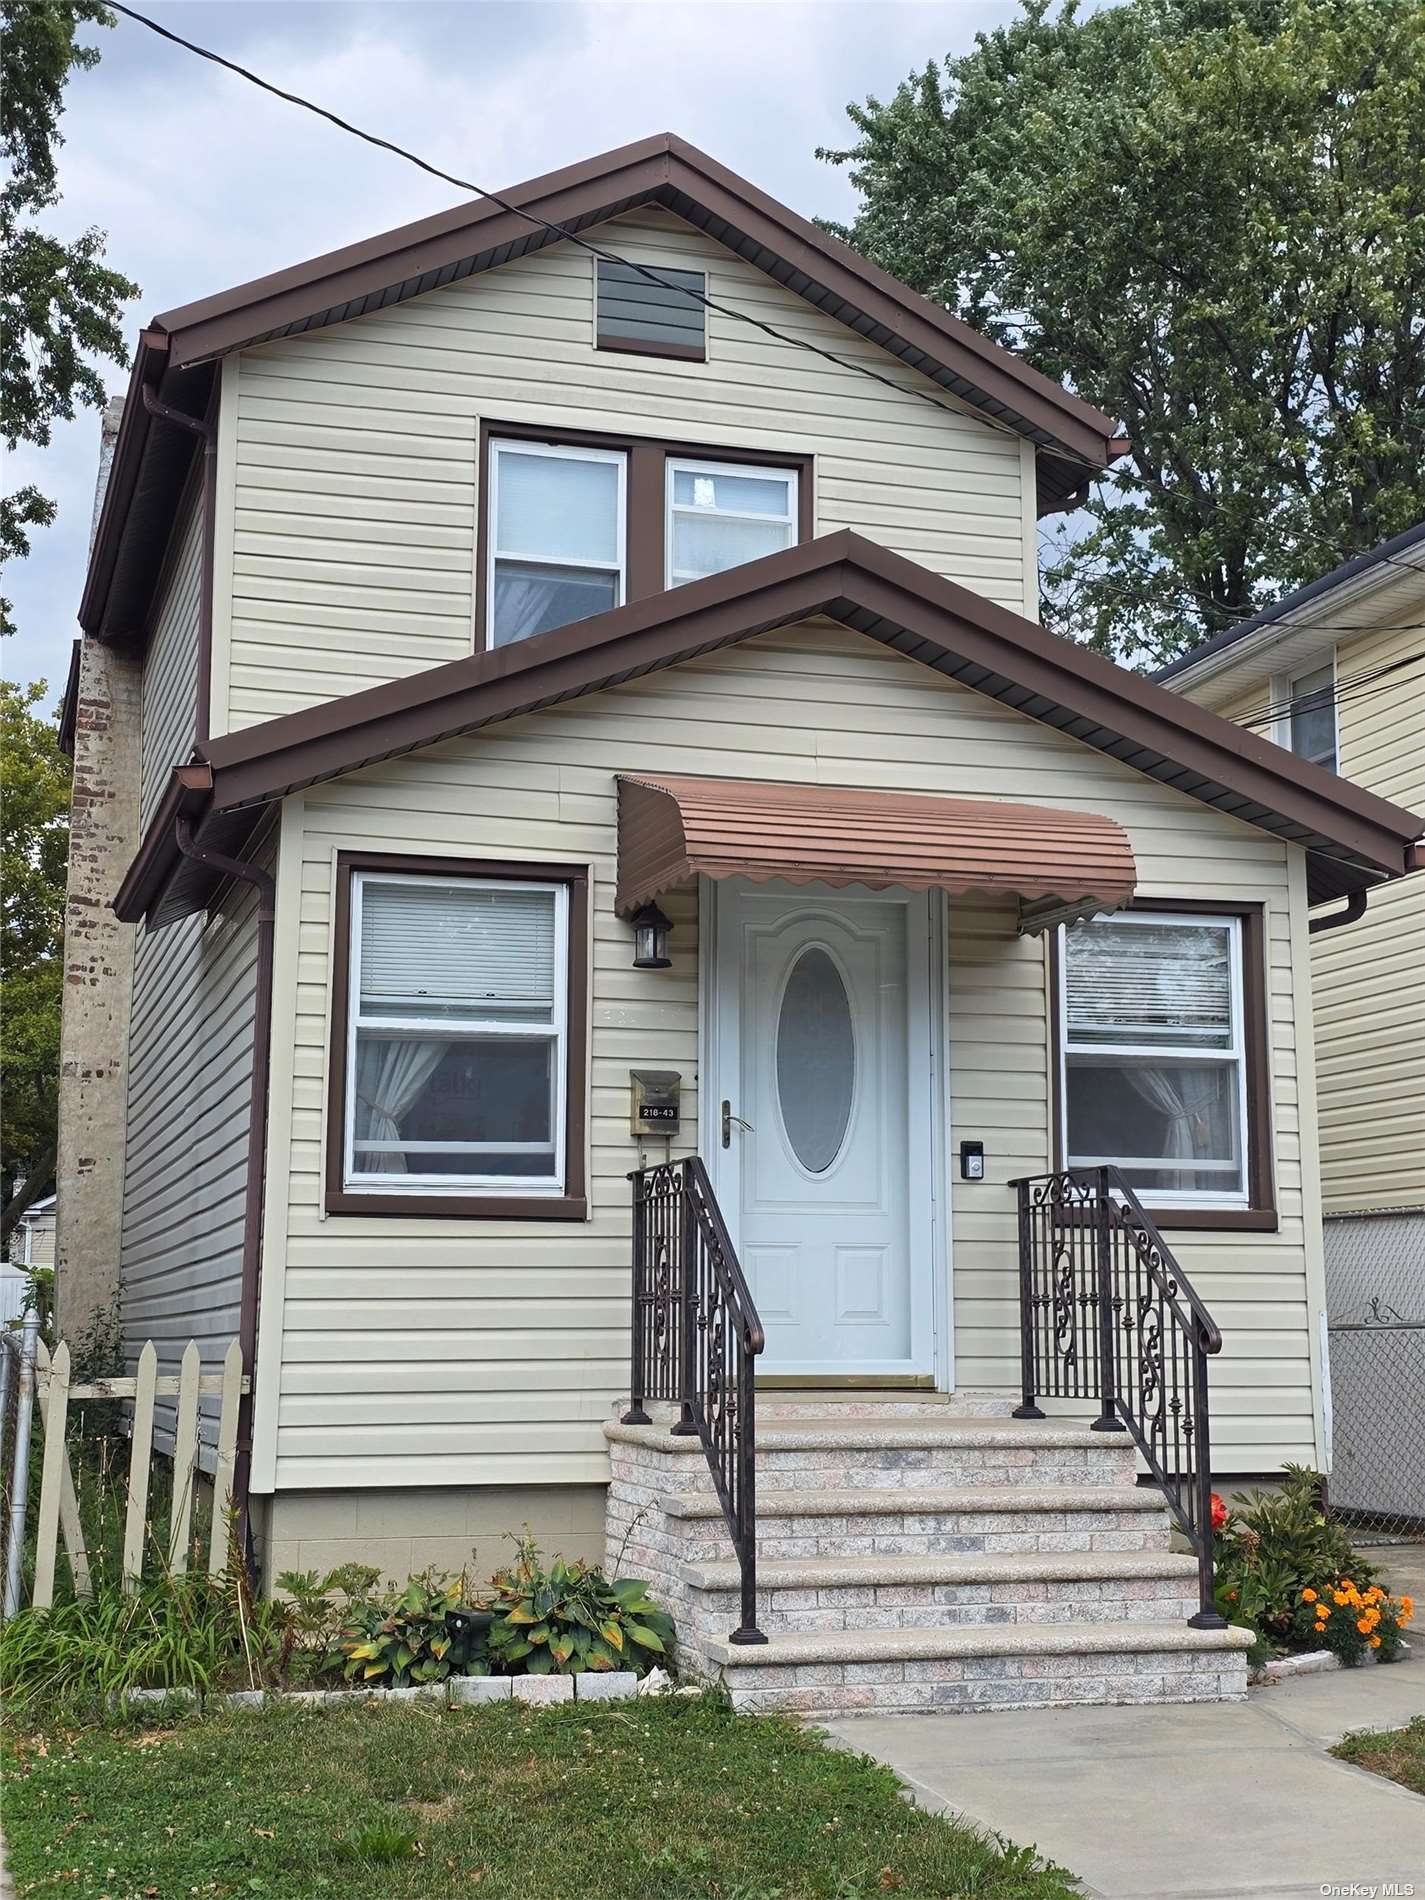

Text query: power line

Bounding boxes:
[1236,650,1425,733]
[105,1,1053,460]
[109,0,1425,618]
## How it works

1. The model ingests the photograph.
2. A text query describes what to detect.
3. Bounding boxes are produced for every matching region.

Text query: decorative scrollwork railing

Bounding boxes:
[623,1157,766,1644]
[1010,1167,1226,1627]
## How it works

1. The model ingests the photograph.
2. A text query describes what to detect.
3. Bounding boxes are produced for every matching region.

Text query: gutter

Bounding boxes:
[1308,890,1368,935]
[78,331,170,636]
[173,816,275,1562]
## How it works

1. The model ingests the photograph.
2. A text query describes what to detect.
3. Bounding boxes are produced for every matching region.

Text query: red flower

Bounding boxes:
[1210,1493,1229,1533]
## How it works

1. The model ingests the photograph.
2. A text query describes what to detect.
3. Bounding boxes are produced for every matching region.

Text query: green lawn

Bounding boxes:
[2,1694,1078,1899]
[1331,1714,1425,1797]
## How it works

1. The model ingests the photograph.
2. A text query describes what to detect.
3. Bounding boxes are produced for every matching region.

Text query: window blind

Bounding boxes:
[1065,920,1232,1045]
[359,880,556,1013]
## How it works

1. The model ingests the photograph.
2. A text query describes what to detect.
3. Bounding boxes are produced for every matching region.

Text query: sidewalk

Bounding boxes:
[822,1549,1425,1900]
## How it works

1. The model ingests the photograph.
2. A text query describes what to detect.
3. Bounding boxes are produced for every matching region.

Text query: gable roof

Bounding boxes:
[116,532,1423,927]
[81,135,1122,642]
[1156,518,1425,692]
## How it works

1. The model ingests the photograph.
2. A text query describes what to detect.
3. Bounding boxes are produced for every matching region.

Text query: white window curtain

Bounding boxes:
[352,1038,448,1173]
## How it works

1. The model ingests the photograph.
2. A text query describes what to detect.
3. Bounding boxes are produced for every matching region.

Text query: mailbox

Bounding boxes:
[629,1068,682,1138]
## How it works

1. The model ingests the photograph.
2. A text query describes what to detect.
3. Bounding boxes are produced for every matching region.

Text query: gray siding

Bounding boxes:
[140,487,202,827]
[119,835,270,1450]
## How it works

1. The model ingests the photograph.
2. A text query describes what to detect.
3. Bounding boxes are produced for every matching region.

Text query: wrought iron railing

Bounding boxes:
[623,1157,766,1644]
[1010,1167,1226,1627]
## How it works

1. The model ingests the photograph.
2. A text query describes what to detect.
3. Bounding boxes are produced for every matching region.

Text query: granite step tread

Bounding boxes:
[661,1484,1168,1521]
[681,1548,1200,1592]
[702,1619,1254,1669]
[605,1418,1126,1454]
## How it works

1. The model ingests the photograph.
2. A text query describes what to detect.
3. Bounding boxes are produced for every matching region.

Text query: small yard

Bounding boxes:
[1,1695,1077,1900]
[1331,1714,1425,1797]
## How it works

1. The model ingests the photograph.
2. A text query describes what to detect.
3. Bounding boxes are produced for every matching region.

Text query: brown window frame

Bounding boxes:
[474,418,813,653]
[325,851,589,1221]
[1048,897,1277,1233]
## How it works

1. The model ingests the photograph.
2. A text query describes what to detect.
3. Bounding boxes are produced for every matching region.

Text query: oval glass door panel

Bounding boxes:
[776,947,856,1173]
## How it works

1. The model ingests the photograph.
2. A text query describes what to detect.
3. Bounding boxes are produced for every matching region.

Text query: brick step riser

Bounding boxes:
[756,1450,1137,1489]
[687,1586,1200,1638]
[716,1650,1248,1716]
[678,1523,1173,1563]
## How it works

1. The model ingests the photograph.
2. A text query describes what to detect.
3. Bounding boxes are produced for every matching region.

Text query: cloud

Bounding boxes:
[6,0,1015,694]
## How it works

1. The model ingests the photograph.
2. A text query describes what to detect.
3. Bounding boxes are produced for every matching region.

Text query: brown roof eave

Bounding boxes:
[150,133,1118,474]
[195,532,1423,895]
[77,332,169,637]
[112,764,214,923]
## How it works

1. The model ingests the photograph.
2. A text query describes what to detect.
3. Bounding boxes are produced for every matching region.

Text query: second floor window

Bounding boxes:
[488,439,626,648]
[666,458,799,586]
[1286,663,1337,772]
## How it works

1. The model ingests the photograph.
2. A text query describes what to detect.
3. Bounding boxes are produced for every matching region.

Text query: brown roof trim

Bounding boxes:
[56,638,82,758]
[614,773,1138,922]
[193,531,1422,907]
[112,763,214,923]
[147,133,1116,491]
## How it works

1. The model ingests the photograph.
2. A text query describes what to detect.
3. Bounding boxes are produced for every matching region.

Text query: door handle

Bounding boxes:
[721,1100,754,1148]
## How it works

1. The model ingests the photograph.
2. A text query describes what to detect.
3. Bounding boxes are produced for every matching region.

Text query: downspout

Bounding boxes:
[1308,889,1367,935]
[141,384,216,746]
[174,818,275,1567]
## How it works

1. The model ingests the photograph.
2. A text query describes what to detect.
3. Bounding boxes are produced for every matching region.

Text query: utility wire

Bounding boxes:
[106,0,1057,463]
[1236,651,1425,733]
[109,0,1425,640]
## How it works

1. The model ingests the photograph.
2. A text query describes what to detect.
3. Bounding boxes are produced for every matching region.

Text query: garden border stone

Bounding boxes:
[111,1671,647,1715]
[1250,1639,1410,1685]
[511,1674,575,1705]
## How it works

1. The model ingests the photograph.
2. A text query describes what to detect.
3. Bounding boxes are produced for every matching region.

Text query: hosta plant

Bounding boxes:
[338,1570,488,1686]
[485,1537,674,1676]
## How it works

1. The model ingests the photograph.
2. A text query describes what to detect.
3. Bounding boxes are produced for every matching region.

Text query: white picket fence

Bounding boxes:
[27,1338,249,1609]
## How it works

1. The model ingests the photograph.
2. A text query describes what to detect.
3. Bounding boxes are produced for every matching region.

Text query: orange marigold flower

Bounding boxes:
[1318,1603,1332,1617]
[1333,1592,1349,1607]
[1356,1617,1372,1634]
[1301,1588,1317,1603]
[1369,1636,1382,1649]
[1340,1579,1353,1589]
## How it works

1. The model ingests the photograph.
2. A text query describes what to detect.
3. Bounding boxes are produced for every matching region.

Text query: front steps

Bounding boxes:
[604,1409,1251,1716]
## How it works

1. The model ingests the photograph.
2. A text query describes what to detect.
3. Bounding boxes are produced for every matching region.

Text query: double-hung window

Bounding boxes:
[487,438,626,649]
[343,869,569,1196]
[1286,663,1337,772]
[666,458,798,586]
[1059,911,1250,1208]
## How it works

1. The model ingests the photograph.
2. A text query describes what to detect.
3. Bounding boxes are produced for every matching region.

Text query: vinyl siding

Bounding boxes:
[140,486,202,827]
[119,835,271,1451]
[1312,621,1425,1212]
[212,209,1032,736]
[252,621,1320,1492]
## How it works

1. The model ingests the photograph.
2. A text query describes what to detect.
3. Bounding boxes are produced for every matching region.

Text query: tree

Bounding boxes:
[2,0,138,638]
[1,679,71,1244]
[820,0,1425,664]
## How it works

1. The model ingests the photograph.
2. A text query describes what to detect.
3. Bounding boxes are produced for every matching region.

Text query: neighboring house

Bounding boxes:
[2,1194,55,1326]
[1158,526,1425,1324]
[57,136,1423,1711]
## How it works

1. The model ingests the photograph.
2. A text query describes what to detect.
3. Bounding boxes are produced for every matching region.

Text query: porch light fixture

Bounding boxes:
[631,904,672,969]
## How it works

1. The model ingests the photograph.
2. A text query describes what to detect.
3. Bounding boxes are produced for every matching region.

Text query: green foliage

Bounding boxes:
[1,0,138,636]
[337,1820,421,1865]
[0,677,70,1229]
[822,0,1425,663]
[1,1696,1083,1899]
[1332,1714,1425,1796]
[337,1570,485,1687]
[0,1564,292,1719]
[1213,1464,1374,1647]
[485,1535,674,1676]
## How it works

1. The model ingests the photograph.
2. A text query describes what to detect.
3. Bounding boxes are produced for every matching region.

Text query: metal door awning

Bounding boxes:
[615,773,1137,933]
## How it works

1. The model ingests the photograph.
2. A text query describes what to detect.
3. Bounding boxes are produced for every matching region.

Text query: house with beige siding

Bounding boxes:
[1158,525,1425,1334]
[57,137,1423,1713]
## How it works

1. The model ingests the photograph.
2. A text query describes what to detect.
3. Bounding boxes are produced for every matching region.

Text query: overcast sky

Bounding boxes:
[6,0,1024,700]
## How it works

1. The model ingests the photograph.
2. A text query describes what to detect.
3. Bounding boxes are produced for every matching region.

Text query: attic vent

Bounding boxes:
[596,260,706,360]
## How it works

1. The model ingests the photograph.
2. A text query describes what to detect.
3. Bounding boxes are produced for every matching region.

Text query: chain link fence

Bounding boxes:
[1324,1210,1425,1544]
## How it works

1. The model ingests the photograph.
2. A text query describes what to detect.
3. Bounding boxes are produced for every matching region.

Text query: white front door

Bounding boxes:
[712,882,935,1377]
